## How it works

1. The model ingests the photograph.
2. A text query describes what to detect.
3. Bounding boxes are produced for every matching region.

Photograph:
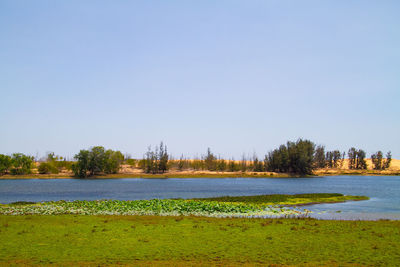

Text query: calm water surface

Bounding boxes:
[1,176,399,220]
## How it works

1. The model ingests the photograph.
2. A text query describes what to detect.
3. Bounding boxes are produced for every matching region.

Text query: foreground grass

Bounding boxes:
[1,215,400,266]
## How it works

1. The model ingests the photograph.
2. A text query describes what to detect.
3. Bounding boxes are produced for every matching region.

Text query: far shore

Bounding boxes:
[0,169,399,179]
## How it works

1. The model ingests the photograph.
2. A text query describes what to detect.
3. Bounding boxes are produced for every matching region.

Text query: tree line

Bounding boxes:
[0,139,393,177]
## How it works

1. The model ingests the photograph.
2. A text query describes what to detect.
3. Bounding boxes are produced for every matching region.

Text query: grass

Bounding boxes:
[1,215,400,266]
[0,193,368,217]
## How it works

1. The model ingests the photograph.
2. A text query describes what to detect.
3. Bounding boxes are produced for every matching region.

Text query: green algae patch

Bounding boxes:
[195,193,369,206]
[0,215,399,266]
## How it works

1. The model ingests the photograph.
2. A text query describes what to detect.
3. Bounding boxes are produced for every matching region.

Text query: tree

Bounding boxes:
[228,158,239,172]
[88,146,107,176]
[72,146,124,177]
[326,151,333,168]
[0,154,12,175]
[371,151,383,170]
[265,139,315,175]
[158,142,169,173]
[104,150,124,174]
[348,148,357,169]
[251,154,264,172]
[10,153,34,175]
[240,154,247,172]
[178,155,185,171]
[204,148,217,171]
[348,148,367,170]
[72,149,90,178]
[332,150,342,168]
[356,149,367,170]
[286,139,315,175]
[265,144,289,173]
[142,142,169,174]
[385,151,392,169]
[314,145,326,168]
[216,157,227,172]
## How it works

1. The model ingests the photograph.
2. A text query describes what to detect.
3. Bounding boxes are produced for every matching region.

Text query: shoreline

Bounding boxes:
[0,170,399,179]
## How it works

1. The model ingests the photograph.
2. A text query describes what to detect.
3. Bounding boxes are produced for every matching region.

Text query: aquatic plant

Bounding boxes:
[0,199,306,218]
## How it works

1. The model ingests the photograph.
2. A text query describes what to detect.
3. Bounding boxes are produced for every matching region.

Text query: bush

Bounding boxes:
[38,162,59,174]
[125,159,137,167]
[10,153,33,175]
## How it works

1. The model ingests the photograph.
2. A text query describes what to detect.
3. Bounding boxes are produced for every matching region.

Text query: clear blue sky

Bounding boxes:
[1,1,399,159]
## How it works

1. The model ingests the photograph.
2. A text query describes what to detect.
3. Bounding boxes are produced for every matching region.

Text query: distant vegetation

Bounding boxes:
[38,152,73,174]
[71,146,124,178]
[0,153,34,175]
[0,139,393,177]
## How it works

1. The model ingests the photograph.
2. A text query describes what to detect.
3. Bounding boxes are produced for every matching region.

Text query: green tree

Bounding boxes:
[314,145,326,168]
[326,151,333,168]
[384,151,392,170]
[104,150,124,174]
[287,139,315,175]
[0,154,12,175]
[72,146,124,177]
[10,153,34,175]
[178,155,185,171]
[204,148,217,171]
[158,142,169,173]
[251,154,264,172]
[332,150,342,168]
[216,157,227,172]
[88,146,107,176]
[240,154,247,172]
[72,149,90,178]
[142,142,169,174]
[371,151,383,170]
[265,139,315,175]
[348,148,357,169]
[228,159,239,172]
[356,149,367,170]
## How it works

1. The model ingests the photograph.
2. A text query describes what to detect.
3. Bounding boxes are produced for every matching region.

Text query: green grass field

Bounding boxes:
[1,215,400,266]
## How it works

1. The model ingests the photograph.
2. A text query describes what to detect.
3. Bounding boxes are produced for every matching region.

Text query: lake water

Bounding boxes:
[1,176,399,220]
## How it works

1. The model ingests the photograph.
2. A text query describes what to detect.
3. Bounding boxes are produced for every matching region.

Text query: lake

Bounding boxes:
[1,176,399,220]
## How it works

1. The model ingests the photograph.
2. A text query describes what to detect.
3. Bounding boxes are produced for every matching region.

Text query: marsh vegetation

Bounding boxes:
[0,193,367,218]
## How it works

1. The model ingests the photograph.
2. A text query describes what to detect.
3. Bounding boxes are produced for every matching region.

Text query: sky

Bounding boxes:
[0,0,399,160]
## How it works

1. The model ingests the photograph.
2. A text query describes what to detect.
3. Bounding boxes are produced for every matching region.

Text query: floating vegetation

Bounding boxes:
[0,193,367,218]
[0,199,309,218]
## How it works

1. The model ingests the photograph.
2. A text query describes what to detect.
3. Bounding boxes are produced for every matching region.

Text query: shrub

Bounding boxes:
[38,162,59,174]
